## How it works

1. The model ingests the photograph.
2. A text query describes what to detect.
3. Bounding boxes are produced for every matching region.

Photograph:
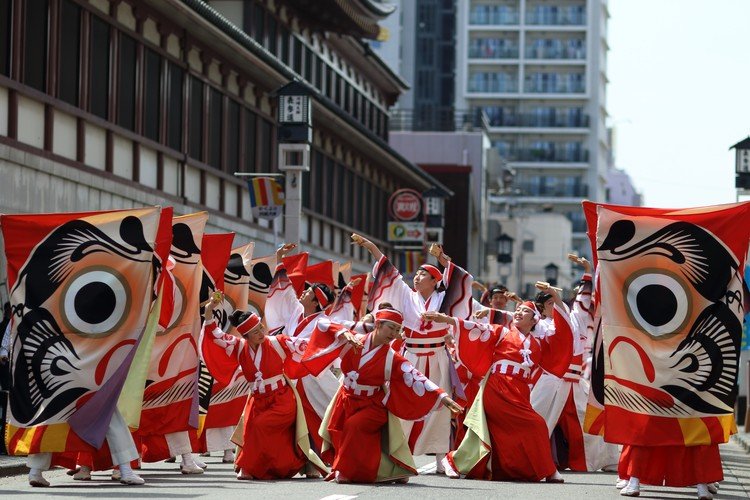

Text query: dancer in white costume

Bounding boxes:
[530,255,619,471]
[352,234,472,473]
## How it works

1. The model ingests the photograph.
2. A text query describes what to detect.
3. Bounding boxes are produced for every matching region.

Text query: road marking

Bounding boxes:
[417,463,436,474]
[318,496,358,500]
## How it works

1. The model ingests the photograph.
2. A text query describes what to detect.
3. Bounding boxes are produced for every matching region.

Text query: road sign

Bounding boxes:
[389,189,423,222]
[387,221,426,243]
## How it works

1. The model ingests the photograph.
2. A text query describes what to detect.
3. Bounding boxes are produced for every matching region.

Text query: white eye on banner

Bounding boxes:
[624,271,690,338]
[61,267,130,337]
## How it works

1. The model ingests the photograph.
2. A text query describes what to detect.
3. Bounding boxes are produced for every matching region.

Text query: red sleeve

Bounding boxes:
[453,319,503,377]
[385,351,445,421]
[199,320,241,386]
[271,334,310,380]
[300,318,350,376]
[538,304,575,378]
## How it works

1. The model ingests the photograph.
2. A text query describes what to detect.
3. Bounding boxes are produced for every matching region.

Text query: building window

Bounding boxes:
[243,109,257,172]
[304,46,313,82]
[58,0,80,105]
[258,118,273,171]
[522,239,534,252]
[279,26,290,63]
[23,0,48,91]
[89,15,111,119]
[266,15,277,54]
[226,99,240,172]
[315,55,324,90]
[313,150,325,212]
[252,3,265,44]
[0,0,11,76]
[417,38,434,65]
[143,48,161,142]
[207,87,223,168]
[117,34,137,131]
[324,157,335,217]
[293,37,303,75]
[188,76,204,160]
[166,62,183,151]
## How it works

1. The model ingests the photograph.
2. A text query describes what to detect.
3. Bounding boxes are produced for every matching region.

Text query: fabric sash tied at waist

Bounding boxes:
[251,373,286,395]
[491,359,531,379]
[342,370,381,396]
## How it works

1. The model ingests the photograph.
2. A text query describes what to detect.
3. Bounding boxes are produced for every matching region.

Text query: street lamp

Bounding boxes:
[496,233,514,264]
[275,81,312,246]
[544,262,559,287]
[730,137,750,195]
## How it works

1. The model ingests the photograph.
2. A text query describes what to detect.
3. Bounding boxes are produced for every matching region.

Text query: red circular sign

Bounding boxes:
[389,189,423,221]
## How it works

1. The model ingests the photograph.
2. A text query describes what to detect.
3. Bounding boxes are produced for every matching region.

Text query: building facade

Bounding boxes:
[456,0,610,259]
[0,0,451,294]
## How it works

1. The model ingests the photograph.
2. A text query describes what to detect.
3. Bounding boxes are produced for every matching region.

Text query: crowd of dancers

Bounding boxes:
[2,213,728,499]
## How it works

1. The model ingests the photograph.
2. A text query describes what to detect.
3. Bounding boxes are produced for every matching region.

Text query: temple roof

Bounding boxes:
[286,0,395,40]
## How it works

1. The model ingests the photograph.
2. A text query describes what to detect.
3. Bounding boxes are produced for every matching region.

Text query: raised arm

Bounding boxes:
[351,233,383,261]
[265,243,304,331]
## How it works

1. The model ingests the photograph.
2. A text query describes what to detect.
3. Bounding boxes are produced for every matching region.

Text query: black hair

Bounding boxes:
[229,310,253,327]
[489,284,508,296]
[534,291,553,309]
[311,283,335,312]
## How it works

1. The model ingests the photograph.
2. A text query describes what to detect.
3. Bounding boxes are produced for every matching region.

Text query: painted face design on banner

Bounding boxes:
[10,215,154,426]
[159,222,201,335]
[247,257,274,317]
[220,251,251,331]
[597,215,742,417]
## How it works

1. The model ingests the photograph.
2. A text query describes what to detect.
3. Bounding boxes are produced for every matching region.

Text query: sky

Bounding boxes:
[607,0,750,207]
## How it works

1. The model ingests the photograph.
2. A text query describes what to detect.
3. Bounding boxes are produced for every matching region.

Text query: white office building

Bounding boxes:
[456,0,610,259]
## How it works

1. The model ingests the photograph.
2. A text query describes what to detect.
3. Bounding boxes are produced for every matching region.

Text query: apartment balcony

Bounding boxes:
[514,182,589,198]
[524,80,586,94]
[526,9,586,26]
[468,81,519,93]
[484,111,589,128]
[504,148,589,163]
[469,8,520,26]
[389,108,489,132]
[525,46,586,60]
[469,46,520,59]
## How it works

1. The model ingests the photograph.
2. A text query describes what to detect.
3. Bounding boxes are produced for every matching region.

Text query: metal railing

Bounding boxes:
[526,10,586,26]
[498,148,589,163]
[389,108,490,132]
[513,182,589,198]
[482,111,589,128]
[469,8,520,25]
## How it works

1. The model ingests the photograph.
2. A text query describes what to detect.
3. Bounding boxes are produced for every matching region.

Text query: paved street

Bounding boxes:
[0,441,748,499]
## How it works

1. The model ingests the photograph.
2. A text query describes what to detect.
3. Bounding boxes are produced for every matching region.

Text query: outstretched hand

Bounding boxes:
[276,243,297,260]
[421,311,455,326]
[473,308,490,320]
[567,253,592,274]
[351,233,383,260]
[342,330,364,350]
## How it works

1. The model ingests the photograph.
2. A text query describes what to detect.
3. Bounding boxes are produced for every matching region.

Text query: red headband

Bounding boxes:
[375,309,404,326]
[236,313,261,335]
[419,265,442,281]
[313,286,330,308]
[520,301,541,321]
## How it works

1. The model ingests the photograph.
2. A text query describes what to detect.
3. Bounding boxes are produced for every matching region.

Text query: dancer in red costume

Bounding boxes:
[302,308,463,483]
[199,293,326,480]
[425,284,573,482]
